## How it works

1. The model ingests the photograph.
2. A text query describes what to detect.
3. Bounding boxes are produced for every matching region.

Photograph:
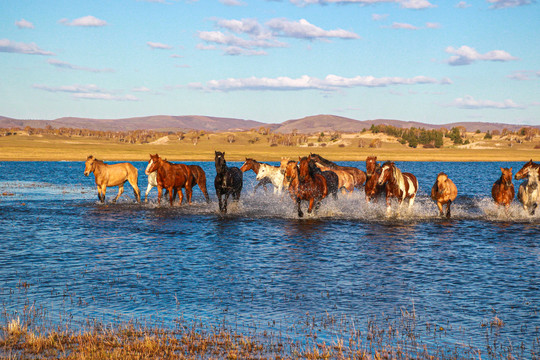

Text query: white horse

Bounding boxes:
[256,163,284,194]
[518,168,540,215]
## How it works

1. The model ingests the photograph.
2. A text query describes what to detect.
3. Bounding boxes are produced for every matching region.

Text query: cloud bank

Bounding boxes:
[0,39,54,55]
[445,45,518,65]
[450,95,524,109]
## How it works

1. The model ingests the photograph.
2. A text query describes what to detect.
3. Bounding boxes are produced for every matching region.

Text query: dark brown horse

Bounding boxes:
[492,167,514,211]
[146,154,193,206]
[215,151,243,214]
[377,161,418,215]
[240,158,271,192]
[308,158,338,199]
[309,153,366,191]
[188,165,210,203]
[515,159,540,180]
[365,156,386,203]
[84,155,141,203]
[286,157,328,217]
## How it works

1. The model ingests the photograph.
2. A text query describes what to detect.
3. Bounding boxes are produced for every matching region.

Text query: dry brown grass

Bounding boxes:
[0,131,538,162]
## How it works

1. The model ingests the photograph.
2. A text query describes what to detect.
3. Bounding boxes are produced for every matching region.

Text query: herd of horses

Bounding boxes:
[84,154,540,217]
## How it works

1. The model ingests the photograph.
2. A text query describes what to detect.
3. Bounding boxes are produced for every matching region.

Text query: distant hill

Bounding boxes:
[0,114,537,133]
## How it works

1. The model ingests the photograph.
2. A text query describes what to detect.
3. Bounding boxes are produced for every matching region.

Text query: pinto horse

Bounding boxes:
[431,172,458,218]
[146,154,193,206]
[215,151,243,214]
[517,167,540,215]
[240,158,272,193]
[491,167,515,212]
[515,159,540,180]
[84,155,141,203]
[309,153,366,191]
[377,161,418,215]
[365,156,386,203]
[286,157,328,217]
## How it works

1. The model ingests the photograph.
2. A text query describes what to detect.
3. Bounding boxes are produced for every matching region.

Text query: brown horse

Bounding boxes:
[84,155,141,203]
[365,156,386,203]
[286,157,328,217]
[377,161,418,215]
[240,158,271,192]
[515,159,540,180]
[146,154,193,206]
[309,153,366,190]
[188,165,210,203]
[492,167,514,211]
[431,172,458,218]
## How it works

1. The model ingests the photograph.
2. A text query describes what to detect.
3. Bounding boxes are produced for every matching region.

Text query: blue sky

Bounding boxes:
[1,0,539,126]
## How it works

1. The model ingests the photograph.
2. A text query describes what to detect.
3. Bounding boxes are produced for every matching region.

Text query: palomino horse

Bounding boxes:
[84,155,141,203]
[365,156,386,203]
[491,167,514,212]
[215,151,243,214]
[515,159,540,180]
[240,158,271,192]
[309,153,366,191]
[256,163,284,194]
[377,161,418,215]
[144,161,209,203]
[431,172,458,218]
[517,167,539,215]
[285,157,328,217]
[146,154,193,206]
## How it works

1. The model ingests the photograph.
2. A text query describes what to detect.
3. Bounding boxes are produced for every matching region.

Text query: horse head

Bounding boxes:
[215,151,227,173]
[377,162,394,186]
[515,159,535,180]
[280,157,289,175]
[285,161,298,183]
[84,155,96,176]
[256,164,267,181]
[146,154,161,174]
[500,167,513,187]
[366,156,378,176]
[435,172,449,193]
[240,158,254,173]
[298,157,310,182]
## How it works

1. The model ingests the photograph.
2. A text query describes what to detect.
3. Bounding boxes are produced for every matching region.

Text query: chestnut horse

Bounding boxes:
[515,159,540,181]
[309,153,366,191]
[215,151,243,214]
[240,158,271,193]
[286,157,328,217]
[146,154,193,206]
[365,156,386,203]
[431,172,458,218]
[491,167,514,212]
[517,167,540,215]
[84,155,141,203]
[377,161,418,215]
[187,165,210,203]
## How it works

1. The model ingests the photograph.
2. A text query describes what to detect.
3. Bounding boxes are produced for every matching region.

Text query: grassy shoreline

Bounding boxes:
[1,133,538,162]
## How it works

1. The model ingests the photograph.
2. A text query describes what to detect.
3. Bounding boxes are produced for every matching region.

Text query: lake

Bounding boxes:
[0,160,538,358]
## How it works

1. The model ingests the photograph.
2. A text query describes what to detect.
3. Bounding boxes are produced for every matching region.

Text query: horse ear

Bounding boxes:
[87,155,93,160]
[500,167,504,172]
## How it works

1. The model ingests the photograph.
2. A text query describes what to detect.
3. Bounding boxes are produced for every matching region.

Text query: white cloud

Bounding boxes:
[425,22,441,28]
[289,0,435,9]
[48,59,114,73]
[147,41,173,49]
[372,13,389,21]
[456,1,471,8]
[33,83,138,101]
[216,18,265,36]
[266,18,360,39]
[15,19,34,29]
[219,0,247,5]
[198,30,286,51]
[0,38,54,55]
[507,70,540,81]
[450,95,524,109]
[390,22,418,29]
[59,16,107,27]
[487,0,533,8]
[189,74,448,91]
[445,45,518,65]
[133,86,151,92]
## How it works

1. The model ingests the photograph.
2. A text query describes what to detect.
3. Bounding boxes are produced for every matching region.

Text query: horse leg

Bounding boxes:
[308,198,315,214]
[297,198,303,217]
[437,201,444,217]
[177,188,184,205]
[222,193,229,213]
[446,200,452,218]
[157,186,163,206]
[100,185,107,203]
[113,184,124,203]
[185,182,193,205]
[144,183,153,203]
[168,187,175,206]
[198,180,210,203]
[96,186,103,203]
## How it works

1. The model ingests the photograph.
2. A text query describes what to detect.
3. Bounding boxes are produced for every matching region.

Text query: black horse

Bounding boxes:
[214,151,243,214]
[309,158,339,200]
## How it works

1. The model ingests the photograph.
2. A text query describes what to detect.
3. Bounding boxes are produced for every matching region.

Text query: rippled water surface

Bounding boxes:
[0,161,539,357]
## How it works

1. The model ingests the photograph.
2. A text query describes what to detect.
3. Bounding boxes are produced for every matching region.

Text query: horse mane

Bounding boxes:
[310,153,337,168]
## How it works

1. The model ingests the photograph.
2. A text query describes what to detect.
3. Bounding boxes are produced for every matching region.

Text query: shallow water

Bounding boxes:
[0,161,538,358]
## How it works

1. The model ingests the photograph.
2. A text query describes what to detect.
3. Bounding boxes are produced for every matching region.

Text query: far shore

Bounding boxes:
[0,132,538,162]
